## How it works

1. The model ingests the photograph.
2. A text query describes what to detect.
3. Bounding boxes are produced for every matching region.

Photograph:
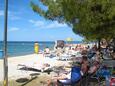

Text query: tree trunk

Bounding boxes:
[98,38,101,52]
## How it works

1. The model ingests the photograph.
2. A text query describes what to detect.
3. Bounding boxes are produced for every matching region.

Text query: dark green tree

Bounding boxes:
[31,0,115,41]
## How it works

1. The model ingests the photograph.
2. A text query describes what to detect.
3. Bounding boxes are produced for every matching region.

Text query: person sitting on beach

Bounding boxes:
[101,39,108,49]
[47,64,81,86]
[81,48,88,56]
[86,61,100,85]
[56,47,64,59]
[88,61,100,74]
[48,56,89,85]
[80,56,89,75]
[44,47,50,57]
[91,50,101,62]
[87,45,98,59]
[44,47,50,54]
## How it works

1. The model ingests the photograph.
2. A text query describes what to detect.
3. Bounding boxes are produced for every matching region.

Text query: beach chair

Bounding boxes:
[17,62,54,74]
[17,62,42,73]
[59,54,70,61]
[57,66,82,86]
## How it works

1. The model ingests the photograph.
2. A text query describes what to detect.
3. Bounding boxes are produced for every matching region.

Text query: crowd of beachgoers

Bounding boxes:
[44,39,115,61]
[42,39,115,86]
[0,39,115,86]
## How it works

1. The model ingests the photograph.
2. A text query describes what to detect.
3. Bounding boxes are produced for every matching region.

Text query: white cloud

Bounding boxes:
[29,20,68,29]
[0,10,4,16]
[45,21,67,29]
[8,27,19,32]
[29,20,44,27]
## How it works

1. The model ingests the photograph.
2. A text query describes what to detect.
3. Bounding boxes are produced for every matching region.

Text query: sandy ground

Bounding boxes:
[0,54,69,81]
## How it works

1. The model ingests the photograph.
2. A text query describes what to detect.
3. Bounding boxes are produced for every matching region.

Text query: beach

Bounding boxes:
[0,41,84,85]
[0,54,70,82]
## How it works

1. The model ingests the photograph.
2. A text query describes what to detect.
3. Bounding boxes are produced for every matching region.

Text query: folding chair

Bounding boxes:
[57,66,82,86]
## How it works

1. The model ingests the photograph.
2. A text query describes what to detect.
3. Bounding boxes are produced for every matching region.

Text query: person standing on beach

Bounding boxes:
[34,42,39,54]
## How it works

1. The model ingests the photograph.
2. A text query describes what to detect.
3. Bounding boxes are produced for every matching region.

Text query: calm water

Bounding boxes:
[0,41,81,58]
[0,41,55,58]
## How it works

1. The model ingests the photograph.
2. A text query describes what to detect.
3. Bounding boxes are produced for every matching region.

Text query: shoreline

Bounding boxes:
[0,53,34,59]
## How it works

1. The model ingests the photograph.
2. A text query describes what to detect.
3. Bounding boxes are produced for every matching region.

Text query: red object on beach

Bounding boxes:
[110,77,115,86]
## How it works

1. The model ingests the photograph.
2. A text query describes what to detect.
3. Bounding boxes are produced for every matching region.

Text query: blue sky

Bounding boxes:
[0,0,83,41]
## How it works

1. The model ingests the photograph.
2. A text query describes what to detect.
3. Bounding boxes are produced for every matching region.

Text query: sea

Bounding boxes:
[0,41,81,59]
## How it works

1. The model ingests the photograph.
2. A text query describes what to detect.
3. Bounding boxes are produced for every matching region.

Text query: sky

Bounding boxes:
[0,0,83,41]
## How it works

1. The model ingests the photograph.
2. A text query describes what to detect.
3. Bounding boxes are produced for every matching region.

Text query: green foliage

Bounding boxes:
[31,0,115,41]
